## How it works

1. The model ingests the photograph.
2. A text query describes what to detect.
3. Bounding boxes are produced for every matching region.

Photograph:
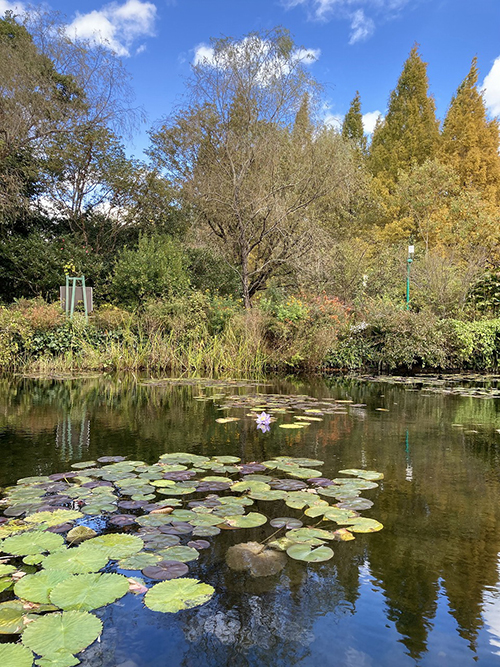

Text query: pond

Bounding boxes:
[1,373,500,666]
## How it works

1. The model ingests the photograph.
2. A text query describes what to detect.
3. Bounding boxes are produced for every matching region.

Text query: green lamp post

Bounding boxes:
[406,245,414,310]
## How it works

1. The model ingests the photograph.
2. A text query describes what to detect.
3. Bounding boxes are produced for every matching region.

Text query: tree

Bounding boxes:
[368,46,440,185]
[440,57,500,204]
[342,91,367,155]
[149,28,356,308]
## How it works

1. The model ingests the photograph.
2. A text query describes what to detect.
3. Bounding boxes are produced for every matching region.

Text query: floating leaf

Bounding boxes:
[0,564,16,576]
[144,578,214,613]
[0,643,34,667]
[0,601,37,634]
[286,468,322,479]
[80,534,144,559]
[70,461,97,469]
[35,652,80,666]
[157,546,199,563]
[332,528,355,541]
[22,610,102,657]
[213,456,241,464]
[2,531,64,556]
[336,498,373,511]
[15,570,72,604]
[142,561,189,580]
[0,577,12,593]
[248,490,288,501]
[187,540,210,550]
[231,481,270,493]
[225,513,267,528]
[286,544,334,562]
[118,553,161,570]
[215,417,239,424]
[338,469,384,481]
[25,511,83,527]
[278,423,308,429]
[269,517,303,529]
[66,526,96,545]
[285,527,335,542]
[345,518,384,533]
[192,526,220,537]
[43,546,108,574]
[49,573,129,611]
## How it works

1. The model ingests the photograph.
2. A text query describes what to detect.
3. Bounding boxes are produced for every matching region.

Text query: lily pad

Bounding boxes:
[22,610,103,657]
[80,534,144,559]
[225,513,267,528]
[345,518,384,533]
[66,526,96,545]
[144,578,215,613]
[2,531,64,556]
[157,546,199,563]
[278,423,308,429]
[0,643,34,667]
[0,564,16,576]
[25,511,83,527]
[286,544,334,562]
[285,527,335,542]
[118,553,162,570]
[15,570,72,604]
[0,601,37,634]
[248,490,288,501]
[269,517,303,529]
[49,573,129,611]
[192,526,220,537]
[142,560,189,580]
[338,469,384,481]
[215,417,239,424]
[43,546,109,574]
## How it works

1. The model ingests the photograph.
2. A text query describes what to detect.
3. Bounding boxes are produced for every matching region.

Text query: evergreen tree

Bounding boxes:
[440,57,500,204]
[368,45,440,185]
[292,93,313,147]
[342,91,367,155]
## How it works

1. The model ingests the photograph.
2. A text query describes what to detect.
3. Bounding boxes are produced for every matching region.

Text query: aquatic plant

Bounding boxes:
[0,450,383,665]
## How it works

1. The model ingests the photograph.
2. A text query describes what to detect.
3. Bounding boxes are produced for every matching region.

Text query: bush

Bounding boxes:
[110,235,190,309]
[445,319,500,370]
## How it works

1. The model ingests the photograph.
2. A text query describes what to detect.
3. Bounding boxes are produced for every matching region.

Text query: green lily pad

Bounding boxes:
[159,453,210,465]
[278,423,308,429]
[2,531,64,556]
[15,570,72,604]
[0,577,12,593]
[248,490,288,501]
[80,534,144,559]
[225,513,267,528]
[35,652,80,666]
[70,461,97,469]
[0,564,16,576]
[23,554,46,565]
[144,578,214,613]
[285,527,335,542]
[42,546,109,574]
[157,546,199,563]
[22,610,102,658]
[285,492,328,510]
[215,417,239,424]
[49,573,129,611]
[0,601,37,634]
[212,456,241,464]
[269,517,303,529]
[231,481,270,493]
[345,518,384,532]
[286,468,322,479]
[25,511,83,527]
[189,515,223,527]
[338,469,384,481]
[286,544,334,562]
[117,552,161,570]
[150,480,176,488]
[136,514,173,527]
[0,643,34,667]
[192,526,220,537]
[218,496,254,506]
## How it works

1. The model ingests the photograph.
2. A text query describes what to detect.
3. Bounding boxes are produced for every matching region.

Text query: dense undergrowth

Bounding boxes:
[1,294,500,376]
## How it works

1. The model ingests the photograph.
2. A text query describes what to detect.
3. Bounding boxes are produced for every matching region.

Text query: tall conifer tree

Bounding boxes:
[342,91,367,155]
[440,57,500,204]
[368,45,440,185]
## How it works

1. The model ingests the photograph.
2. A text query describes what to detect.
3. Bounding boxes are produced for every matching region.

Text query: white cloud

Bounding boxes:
[282,0,411,44]
[193,38,320,81]
[483,56,500,117]
[362,110,382,134]
[66,0,157,58]
[349,9,374,44]
[0,0,24,13]
[324,113,343,129]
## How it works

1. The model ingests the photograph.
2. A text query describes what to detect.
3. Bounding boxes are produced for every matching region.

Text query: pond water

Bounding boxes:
[1,374,500,667]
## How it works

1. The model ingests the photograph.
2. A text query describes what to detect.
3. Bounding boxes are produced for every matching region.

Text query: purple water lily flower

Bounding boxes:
[256,412,271,433]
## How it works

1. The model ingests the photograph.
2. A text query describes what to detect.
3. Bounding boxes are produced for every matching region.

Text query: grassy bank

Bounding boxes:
[1,295,500,376]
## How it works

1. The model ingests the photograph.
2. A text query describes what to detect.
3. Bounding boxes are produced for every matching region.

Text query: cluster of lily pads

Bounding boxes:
[0,452,383,666]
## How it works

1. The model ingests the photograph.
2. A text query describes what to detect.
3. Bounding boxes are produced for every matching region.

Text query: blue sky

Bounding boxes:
[2,0,500,158]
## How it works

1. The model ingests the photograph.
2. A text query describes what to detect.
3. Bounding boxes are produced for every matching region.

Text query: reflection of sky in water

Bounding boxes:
[482,556,500,658]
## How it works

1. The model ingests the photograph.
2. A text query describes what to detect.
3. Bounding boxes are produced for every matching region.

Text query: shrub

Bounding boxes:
[110,235,190,309]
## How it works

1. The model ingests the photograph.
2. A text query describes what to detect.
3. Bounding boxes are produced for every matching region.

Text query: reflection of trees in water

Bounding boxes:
[2,375,500,662]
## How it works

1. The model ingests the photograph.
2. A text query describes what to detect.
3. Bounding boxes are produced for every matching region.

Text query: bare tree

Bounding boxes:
[149,28,356,307]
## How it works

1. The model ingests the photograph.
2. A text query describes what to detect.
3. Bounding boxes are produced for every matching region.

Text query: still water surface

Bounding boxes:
[1,374,500,666]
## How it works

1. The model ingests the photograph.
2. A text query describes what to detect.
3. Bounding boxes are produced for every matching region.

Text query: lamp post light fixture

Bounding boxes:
[406,245,414,310]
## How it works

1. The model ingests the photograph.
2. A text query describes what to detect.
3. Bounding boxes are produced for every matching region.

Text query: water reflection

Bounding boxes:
[1,374,500,665]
